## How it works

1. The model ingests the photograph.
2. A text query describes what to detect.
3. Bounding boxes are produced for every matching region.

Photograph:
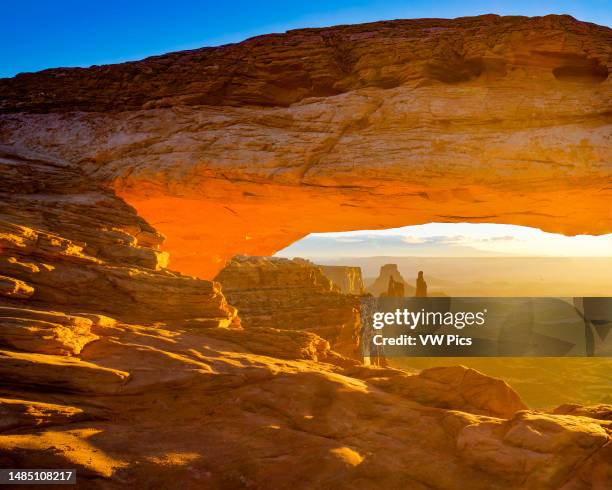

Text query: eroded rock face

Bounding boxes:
[320,265,365,294]
[553,403,612,421]
[362,364,527,419]
[1,15,611,278]
[366,263,414,296]
[215,255,362,358]
[0,148,236,325]
[0,398,91,433]
[1,15,609,112]
[457,410,610,488]
[0,307,98,356]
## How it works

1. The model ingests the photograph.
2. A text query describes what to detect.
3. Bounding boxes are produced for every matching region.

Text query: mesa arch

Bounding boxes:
[1,14,610,278]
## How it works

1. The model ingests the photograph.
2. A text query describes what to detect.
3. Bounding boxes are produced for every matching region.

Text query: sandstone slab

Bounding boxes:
[0,398,89,433]
[0,310,98,356]
[457,410,610,487]
[0,350,130,395]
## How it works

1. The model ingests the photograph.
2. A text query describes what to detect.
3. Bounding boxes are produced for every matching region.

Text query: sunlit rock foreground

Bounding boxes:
[1,14,611,278]
[0,148,236,326]
[0,149,610,488]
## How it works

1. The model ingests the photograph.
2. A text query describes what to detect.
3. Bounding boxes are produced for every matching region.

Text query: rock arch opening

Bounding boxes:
[124,184,612,282]
[274,222,612,297]
[265,223,612,408]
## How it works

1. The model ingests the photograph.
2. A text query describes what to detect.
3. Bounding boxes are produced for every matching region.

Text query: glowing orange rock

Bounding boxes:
[1,15,610,280]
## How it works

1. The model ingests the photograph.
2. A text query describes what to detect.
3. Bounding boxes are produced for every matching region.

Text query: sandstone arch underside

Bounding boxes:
[1,15,611,278]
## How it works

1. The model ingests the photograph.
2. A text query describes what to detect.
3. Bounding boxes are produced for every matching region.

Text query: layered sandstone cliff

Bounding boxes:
[366,263,415,297]
[319,265,365,294]
[0,147,236,325]
[1,14,610,278]
[215,256,361,358]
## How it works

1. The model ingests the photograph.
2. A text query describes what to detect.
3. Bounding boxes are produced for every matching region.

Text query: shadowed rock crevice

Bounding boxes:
[553,63,609,83]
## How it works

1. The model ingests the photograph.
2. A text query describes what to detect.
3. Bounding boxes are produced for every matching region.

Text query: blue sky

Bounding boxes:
[3,0,612,78]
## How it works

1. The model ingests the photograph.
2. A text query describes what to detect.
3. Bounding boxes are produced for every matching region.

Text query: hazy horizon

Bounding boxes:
[276,223,612,260]
[314,256,612,296]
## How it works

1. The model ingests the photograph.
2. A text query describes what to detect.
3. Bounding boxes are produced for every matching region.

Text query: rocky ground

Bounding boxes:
[3,318,611,489]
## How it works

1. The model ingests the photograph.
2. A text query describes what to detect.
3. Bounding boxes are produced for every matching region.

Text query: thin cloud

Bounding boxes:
[401,236,426,244]
[277,223,612,259]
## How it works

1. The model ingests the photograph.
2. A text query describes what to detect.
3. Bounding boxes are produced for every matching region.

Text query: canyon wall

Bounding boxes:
[0,147,236,326]
[366,264,415,297]
[1,14,610,278]
[215,256,361,358]
[319,265,365,294]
